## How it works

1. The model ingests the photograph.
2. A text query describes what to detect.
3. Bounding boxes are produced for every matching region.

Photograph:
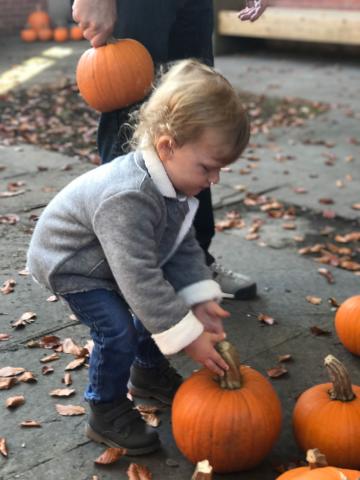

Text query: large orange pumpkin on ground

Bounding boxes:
[335,295,360,355]
[293,355,360,469]
[277,448,360,480]
[76,38,154,112]
[172,341,282,473]
[20,28,37,43]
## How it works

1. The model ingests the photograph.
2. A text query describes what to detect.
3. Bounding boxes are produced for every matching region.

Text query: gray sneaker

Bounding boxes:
[127,360,183,405]
[86,398,160,455]
[210,262,257,300]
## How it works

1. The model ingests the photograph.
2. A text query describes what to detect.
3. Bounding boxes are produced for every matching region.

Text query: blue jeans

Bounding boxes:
[97,0,215,265]
[62,289,165,403]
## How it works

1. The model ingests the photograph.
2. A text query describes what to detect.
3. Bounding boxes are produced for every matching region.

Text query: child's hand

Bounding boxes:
[184,331,229,376]
[192,301,230,334]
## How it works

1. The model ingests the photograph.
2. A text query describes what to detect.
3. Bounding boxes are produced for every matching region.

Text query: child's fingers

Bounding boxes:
[204,357,228,376]
[212,303,230,318]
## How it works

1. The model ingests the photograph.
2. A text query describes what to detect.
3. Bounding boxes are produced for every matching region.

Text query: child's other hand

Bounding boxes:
[192,300,230,334]
[184,331,229,376]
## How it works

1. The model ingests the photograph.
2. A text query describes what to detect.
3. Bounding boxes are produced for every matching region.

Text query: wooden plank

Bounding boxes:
[218,7,360,45]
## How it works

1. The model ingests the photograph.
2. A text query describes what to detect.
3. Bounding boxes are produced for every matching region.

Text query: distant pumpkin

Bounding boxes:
[76,38,154,112]
[53,27,69,43]
[70,25,84,41]
[27,5,50,30]
[37,27,53,42]
[20,28,37,43]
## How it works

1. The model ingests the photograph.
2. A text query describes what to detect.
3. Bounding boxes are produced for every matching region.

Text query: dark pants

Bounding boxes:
[97,0,215,264]
[62,289,164,402]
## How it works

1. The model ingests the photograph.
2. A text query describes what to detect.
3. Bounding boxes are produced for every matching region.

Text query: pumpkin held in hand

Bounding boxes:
[76,38,154,113]
[276,448,360,479]
[172,341,282,473]
[293,355,360,469]
[335,295,360,355]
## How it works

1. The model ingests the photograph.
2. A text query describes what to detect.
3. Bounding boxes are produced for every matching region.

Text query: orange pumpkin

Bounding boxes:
[293,355,360,469]
[277,449,360,479]
[70,25,84,41]
[76,38,154,112]
[37,27,53,42]
[172,341,282,473]
[20,28,37,43]
[53,27,69,43]
[335,295,360,355]
[27,5,50,30]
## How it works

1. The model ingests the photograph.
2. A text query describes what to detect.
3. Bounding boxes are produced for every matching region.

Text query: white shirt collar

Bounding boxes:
[142,147,187,200]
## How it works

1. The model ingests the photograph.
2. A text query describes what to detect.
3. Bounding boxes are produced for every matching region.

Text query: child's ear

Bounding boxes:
[155,135,175,162]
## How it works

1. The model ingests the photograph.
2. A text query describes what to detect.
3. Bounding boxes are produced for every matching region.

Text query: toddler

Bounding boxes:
[27,59,250,454]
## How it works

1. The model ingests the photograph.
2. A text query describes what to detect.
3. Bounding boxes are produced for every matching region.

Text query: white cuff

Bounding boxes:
[178,279,223,306]
[151,310,204,355]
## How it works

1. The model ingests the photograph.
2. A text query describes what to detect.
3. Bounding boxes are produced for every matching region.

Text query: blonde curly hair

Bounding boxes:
[130,59,250,162]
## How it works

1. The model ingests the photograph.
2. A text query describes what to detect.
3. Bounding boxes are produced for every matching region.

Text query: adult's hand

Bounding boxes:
[72,0,117,48]
[238,0,267,22]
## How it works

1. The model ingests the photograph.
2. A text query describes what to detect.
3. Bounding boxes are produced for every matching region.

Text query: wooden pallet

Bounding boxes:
[217,7,360,46]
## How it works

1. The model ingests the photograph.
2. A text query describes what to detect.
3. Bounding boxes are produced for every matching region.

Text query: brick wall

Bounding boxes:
[0,0,48,35]
[268,0,360,9]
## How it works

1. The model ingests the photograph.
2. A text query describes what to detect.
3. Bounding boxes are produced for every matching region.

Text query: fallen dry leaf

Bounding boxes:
[62,338,86,357]
[6,395,25,409]
[352,203,360,210]
[65,357,86,371]
[20,420,41,428]
[310,326,331,336]
[192,459,213,479]
[0,377,18,390]
[0,189,26,198]
[40,353,60,363]
[49,388,75,397]
[18,268,29,276]
[39,335,62,349]
[11,311,37,329]
[258,313,276,326]
[278,354,292,363]
[18,371,37,383]
[94,447,127,465]
[55,404,86,416]
[306,296,322,305]
[267,365,288,379]
[62,372,72,385]
[42,365,54,375]
[0,333,11,341]
[335,232,360,243]
[282,223,296,230]
[328,297,340,308]
[46,295,58,302]
[322,210,336,219]
[0,366,25,377]
[127,463,153,480]
[0,214,19,225]
[1,279,16,294]
[318,268,335,284]
[0,437,8,457]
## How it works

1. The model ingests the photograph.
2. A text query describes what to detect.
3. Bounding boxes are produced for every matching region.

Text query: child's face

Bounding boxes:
[157,129,232,197]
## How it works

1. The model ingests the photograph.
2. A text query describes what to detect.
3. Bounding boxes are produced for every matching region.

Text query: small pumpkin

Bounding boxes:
[70,25,84,41]
[76,38,154,112]
[293,355,360,469]
[172,341,282,473]
[53,27,69,43]
[20,27,37,43]
[277,448,360,479]
[335,295,360,355]
[37,27,53,42]
[27,4,50,31]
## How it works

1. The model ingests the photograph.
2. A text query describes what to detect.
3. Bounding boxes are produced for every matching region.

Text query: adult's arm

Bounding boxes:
[72,0,117,47]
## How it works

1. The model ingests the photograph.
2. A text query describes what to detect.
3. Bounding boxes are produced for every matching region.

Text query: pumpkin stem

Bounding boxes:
[107,36,118,45]
[324,355,355,402]
[215,341,242,389]
[306,448,328,469]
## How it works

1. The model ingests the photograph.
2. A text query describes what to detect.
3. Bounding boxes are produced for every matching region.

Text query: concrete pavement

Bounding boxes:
[0,36,360,479]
